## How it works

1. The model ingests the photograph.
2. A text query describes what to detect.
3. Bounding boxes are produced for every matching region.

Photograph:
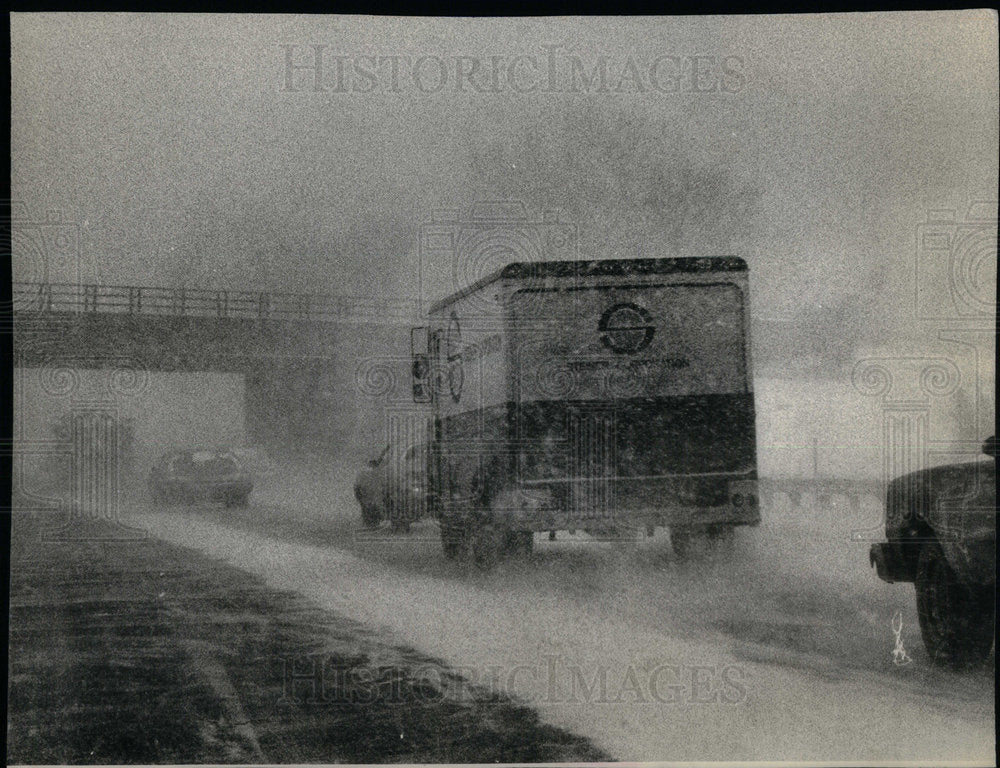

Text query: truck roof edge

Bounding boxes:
[428,256,748,314]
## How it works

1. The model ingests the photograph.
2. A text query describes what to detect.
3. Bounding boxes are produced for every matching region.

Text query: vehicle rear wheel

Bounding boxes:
[707,524,734,544]
[440,516,469,560]
[671,525,729,560]
[471,523,504,570]
[225,492,250,509]
[504,530,534,559]
[670,526,695,559]
[390,518,411,534]
[387,501,412,533]
[360,502,381,530]
[915,541,995,669]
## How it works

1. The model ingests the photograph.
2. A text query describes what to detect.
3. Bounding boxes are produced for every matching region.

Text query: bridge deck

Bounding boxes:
[12,282,419,324]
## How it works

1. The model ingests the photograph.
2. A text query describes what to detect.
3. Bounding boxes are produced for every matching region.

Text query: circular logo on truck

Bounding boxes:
[599,303,655,354]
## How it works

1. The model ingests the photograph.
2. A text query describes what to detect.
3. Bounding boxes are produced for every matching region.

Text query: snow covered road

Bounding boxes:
[122,489,994,763]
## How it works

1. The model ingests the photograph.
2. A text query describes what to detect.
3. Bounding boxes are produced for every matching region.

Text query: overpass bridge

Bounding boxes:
[12,281,419,448]
[12,281,419,371]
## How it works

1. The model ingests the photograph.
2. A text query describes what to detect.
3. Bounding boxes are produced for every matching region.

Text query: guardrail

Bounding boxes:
[12,282,419,323]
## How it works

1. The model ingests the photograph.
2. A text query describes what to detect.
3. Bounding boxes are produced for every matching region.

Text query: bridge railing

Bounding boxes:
[12,282,419,322]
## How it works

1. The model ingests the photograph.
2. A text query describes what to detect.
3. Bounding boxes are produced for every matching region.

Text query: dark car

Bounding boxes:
[870,436,996,668]
[148,448,253,508]
[353,442,430,532]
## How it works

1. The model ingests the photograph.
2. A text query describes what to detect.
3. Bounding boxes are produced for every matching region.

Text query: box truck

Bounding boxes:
[410,256,759,566]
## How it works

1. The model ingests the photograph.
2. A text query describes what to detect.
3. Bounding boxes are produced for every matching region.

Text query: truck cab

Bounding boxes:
[870,435,996,668]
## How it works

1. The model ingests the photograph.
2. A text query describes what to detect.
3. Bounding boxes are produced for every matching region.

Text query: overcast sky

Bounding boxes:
[11,12,998,350]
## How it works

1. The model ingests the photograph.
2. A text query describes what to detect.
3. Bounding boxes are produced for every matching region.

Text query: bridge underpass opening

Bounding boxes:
[244,360,352,450]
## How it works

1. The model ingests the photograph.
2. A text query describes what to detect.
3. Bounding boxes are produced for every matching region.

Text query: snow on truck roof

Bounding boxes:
[429,256,747,314]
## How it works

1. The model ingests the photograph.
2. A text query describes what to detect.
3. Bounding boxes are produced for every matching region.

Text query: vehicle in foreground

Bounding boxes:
[870,435,996,668]
[148,448,253,508]
[353,442,430,532]
[409,256,760,567]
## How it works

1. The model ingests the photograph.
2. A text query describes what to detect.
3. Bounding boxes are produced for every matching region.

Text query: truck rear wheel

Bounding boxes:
[671,524,730,560]
[670,526,697,559]
[504,530,534,559]
[440,517,469,560]
[915,541,995,669]
[390,518,411,534]
[386,497,413,533]
[360,503,381,530]
[224,491,250,509]
[470,523,504,569]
